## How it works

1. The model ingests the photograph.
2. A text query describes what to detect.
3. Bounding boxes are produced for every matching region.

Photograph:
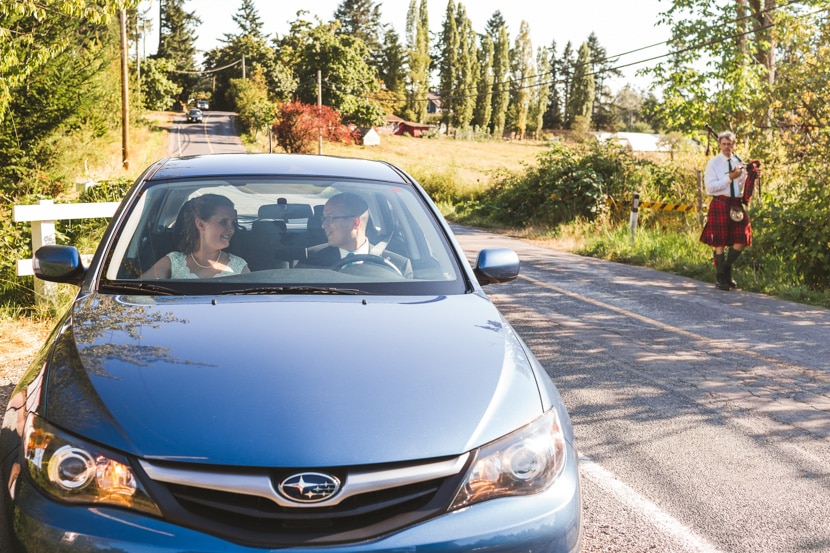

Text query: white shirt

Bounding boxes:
[704,153,747,197]
[339,240,370,258]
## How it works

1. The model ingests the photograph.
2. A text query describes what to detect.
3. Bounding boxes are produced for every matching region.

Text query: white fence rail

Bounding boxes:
[13,199,119,300]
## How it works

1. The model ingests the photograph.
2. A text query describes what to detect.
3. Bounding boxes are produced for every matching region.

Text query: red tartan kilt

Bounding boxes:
[700,197,752,247]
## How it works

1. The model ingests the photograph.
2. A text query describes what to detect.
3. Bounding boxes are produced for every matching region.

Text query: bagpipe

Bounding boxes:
[705,124,761,204]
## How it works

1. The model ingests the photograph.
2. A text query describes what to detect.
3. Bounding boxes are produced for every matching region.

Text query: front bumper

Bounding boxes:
[5,448,581,553]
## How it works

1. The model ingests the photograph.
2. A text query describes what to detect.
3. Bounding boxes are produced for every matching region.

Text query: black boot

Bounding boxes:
[724,248,742,289]
[714,253,730,290]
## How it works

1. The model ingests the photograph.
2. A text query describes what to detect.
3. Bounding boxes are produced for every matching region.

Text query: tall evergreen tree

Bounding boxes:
[558,41,576,128]
[228,0,265,40]
[378,28,407,114]
[156,0,201,107]
[542,39,563,129]
[333,0,385,71]
[566,42,595,131]
[473,34,494,131]
[203,0,294,110]
[586,32,622,131]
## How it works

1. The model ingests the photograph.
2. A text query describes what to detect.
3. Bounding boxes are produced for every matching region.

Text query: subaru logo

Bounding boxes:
[278,472,341,503]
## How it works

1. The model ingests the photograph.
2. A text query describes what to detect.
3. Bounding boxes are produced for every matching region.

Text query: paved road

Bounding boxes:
[169,110,246,156]
[453,225,830,552]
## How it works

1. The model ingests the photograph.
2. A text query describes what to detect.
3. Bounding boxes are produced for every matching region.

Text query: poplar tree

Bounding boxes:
[488,12,510,136]
[473,34,494,131]
[509,20,534,138]
[454,4,478,130]
[438,0,459,132]
[531,45,551,138]
[405,0,430,122]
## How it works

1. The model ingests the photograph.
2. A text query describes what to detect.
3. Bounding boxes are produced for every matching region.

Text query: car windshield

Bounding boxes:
[101,177,467,296]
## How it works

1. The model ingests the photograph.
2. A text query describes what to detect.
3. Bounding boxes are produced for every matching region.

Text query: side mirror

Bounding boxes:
[33,245,85,285]
[474,248,520,285]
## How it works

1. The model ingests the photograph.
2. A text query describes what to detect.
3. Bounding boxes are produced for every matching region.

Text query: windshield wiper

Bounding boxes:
[99,282,181,295]
[220,286,364,295]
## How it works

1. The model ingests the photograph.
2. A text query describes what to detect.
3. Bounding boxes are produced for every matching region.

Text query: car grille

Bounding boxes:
[138,454,469,547]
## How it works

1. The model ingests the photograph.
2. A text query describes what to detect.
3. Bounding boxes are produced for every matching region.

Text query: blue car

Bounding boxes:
[0,154,582,552]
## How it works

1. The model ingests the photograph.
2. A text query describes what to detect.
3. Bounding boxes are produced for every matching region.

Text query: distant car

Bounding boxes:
[197,100,209,110]
[0,154,583,552]
[186,108,203,123]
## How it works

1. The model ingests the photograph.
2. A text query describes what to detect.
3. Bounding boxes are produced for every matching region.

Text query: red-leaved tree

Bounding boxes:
[272,102,354,154]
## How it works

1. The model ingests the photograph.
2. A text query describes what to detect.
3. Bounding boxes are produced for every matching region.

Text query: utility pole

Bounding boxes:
[318,70,323,155]
[120,8,130,169]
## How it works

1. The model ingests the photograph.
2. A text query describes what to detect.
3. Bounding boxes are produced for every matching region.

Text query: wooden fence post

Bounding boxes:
[629,194,640,246]
[29,200,57,303]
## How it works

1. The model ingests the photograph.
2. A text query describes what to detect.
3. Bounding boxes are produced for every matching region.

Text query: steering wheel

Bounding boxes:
[330,254,403,276]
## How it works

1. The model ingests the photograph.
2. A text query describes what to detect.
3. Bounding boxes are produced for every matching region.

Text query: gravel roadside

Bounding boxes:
[0,319,51,413]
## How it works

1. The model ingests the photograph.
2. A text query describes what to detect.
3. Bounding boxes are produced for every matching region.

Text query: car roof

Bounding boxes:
[145,153,412,184]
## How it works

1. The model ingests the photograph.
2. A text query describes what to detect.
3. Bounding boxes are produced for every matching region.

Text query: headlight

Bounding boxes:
[23,414,161,516]
[450,409,566,510]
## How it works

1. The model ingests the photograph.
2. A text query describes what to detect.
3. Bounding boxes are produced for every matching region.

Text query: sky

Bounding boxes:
[140,0,671,92]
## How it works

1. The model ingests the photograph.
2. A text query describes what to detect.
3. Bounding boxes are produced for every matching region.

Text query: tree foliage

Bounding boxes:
[0,0,127,193]
[229,72,275,137]
[272,101,352,154]
[566,42,596,131]
[277,14,384,126]
[479,140,684,227]
[156,0,200,107]
[139,57,182,111]
[405,0,430,123]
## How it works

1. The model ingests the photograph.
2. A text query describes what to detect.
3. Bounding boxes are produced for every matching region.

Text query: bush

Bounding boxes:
[272,102,353,154]
[62,178,133,248]
[753,179,830,290]
[476,140,691,228]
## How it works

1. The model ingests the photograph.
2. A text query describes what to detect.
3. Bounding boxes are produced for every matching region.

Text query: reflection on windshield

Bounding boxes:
[104,178,463,294]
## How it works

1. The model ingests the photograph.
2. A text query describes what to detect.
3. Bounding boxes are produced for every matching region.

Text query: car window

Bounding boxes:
[102,178,466,295]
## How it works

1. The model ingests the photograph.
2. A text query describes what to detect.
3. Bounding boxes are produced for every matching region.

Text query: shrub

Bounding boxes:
[272,102,353,154]
[477,140,691,228]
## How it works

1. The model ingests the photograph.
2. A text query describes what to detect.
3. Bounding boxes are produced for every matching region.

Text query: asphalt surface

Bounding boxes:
[453,225,830,552]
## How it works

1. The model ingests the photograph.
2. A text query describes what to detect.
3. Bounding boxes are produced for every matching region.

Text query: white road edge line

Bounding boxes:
[579,454,725,553]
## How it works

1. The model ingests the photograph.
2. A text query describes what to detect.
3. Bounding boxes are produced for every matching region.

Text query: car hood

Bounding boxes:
[44,293,544,467]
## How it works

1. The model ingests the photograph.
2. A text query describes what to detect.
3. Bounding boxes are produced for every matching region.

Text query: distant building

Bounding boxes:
[427,92,442,115]
[381,115,405,134]
[355,127,380,146]
[592,132,670,153]
[395,121,433,138]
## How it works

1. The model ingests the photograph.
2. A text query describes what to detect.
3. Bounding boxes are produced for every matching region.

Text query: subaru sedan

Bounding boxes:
[0,154,582,552]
